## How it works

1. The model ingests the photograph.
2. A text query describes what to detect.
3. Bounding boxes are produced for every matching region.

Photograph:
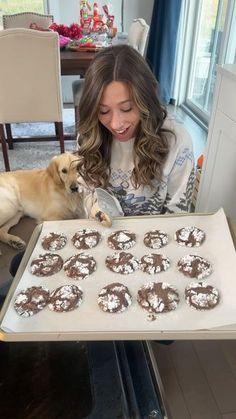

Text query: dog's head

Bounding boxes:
[47,153,112,227]
[47,152,82,194]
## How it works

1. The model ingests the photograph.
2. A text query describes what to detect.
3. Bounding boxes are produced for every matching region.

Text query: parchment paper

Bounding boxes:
[1,208,236,336]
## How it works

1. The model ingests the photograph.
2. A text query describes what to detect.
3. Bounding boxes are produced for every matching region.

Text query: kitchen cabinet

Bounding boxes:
[196,64,236,231]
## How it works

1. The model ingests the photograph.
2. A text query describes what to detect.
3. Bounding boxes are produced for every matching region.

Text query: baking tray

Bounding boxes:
[1,208,236,341]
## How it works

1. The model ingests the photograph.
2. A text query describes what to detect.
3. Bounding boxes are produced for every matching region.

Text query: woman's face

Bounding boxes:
[98,81,140,142]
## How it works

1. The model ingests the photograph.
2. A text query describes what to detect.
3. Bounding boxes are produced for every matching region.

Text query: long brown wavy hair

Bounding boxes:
[77,44,172,188]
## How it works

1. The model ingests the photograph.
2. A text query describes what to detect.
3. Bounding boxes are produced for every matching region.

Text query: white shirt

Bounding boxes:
[108,118,195,215]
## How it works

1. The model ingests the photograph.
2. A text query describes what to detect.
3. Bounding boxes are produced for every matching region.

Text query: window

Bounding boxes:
[176,0,236,127]
[0,0,47,29]
[186,0,227,122]
[187,0,227,119]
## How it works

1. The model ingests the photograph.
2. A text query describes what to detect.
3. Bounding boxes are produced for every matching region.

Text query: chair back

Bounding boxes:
[72,79,85,138]
[128,18,150,56]
[3,12,53,29]
[0,28,63,124]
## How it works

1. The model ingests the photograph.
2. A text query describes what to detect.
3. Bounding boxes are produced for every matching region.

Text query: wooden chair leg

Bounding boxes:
[55,122,65,153]
[5,123,14,149]
[0,124,10,171]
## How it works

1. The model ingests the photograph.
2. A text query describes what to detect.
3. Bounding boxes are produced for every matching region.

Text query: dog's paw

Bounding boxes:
[9,239,26,250]
[95,210,112,227]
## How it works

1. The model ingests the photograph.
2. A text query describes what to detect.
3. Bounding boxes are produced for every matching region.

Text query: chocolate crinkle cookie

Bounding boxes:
[137,281,180,313]
[185,281,220,310]
[72,229,101,250]
[105,251,140,274]
[63,253,96,280]
[107,230,136,250]
[14,286,50,317]
[41,232,67,251]
[140,253,170,274]
[98,282,132,313]
[30,253,63,276]
[48,284,83,312]
[174,226,205,247]
[143,230,168,249]
[177,254,212,279]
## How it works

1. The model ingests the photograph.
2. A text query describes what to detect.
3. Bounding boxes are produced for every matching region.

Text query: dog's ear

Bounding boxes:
[47,157,63,185]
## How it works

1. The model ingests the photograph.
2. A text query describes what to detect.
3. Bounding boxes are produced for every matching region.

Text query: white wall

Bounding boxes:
[48,0,154,31]
[122,0,154,32]
[48,0,154,103]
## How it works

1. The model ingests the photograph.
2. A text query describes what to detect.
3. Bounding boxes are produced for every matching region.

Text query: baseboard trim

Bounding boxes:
[180,104,208,132]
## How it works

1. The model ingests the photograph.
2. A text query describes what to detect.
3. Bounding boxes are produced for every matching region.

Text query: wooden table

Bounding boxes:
[60,49,97,76]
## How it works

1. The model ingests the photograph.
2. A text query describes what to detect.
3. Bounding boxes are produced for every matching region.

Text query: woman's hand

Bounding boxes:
[90,204,112,227]
[95,210,112,227]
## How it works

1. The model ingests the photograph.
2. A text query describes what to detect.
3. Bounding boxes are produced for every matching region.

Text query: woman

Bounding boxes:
[0,45,195,304]
[76,44,195,218]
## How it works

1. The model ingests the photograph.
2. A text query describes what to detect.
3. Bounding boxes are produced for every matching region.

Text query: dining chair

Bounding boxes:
[0,28,64,171]
[128,18,150,56]
[2,12,53,29]
[72,79,85,139]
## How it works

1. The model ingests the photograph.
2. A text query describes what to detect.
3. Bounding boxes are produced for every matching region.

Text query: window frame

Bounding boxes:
[174,0,236,127]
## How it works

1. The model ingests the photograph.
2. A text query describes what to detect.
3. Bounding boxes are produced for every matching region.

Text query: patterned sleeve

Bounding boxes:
[161,124,195,214]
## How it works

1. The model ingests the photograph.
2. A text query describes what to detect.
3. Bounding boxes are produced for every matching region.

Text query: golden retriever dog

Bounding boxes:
[0,152,87,254]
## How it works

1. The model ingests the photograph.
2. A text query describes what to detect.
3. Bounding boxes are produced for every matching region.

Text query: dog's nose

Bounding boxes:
[70,184,78,193]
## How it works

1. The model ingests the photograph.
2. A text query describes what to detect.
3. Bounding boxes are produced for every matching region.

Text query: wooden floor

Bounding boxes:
[151,340,236,419]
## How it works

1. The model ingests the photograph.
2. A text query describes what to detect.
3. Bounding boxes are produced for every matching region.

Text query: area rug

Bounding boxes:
[0,109,77,171]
